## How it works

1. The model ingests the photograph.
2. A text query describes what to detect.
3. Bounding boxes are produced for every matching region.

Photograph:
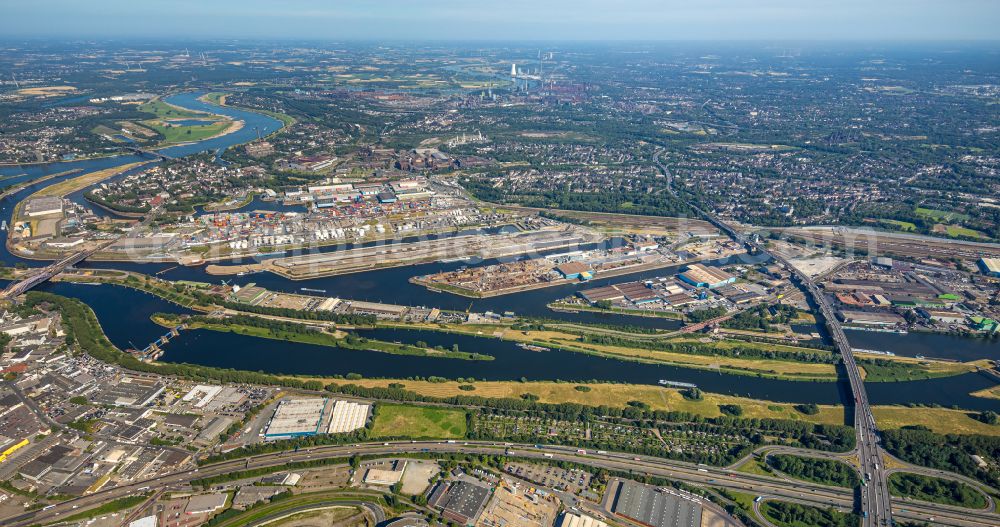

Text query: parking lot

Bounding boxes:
[504,462,591,495]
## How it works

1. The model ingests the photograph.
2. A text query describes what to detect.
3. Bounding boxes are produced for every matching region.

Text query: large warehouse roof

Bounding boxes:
[265,398,327,438]
[678,264,734,287]
[327,400,370,434]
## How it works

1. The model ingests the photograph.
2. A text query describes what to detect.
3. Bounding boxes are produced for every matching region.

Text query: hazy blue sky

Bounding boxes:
[3,0,998,41]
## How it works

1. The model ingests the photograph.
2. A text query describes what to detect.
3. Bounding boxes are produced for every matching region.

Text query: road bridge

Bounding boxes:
[124,145,174,160]
[1,240,115,299]
[654,151,892,527]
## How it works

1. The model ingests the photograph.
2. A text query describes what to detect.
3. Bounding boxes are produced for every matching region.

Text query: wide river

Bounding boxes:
[1,92,996,410]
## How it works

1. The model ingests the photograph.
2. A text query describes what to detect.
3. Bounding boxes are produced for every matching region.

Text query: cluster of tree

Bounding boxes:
[579,334,835,364]
[881,427,1000,488]
[761,501,859,527]
[888,472,987,508]
[718,404,743,417]
[766,454,859,488]
[186,313,325,335]
[190,291,377,325]
[682,387,703,400]
[686,306,727,322]
[722,304,799,332]
[795,403,820,415]
[975,411,999,425]
[83,190,151,214]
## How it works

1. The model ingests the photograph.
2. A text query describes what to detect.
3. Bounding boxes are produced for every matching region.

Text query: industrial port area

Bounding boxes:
[2,12,1000,527]
[412,236,746,297]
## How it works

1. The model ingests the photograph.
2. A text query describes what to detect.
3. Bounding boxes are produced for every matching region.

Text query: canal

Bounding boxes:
[37,281,1000,411]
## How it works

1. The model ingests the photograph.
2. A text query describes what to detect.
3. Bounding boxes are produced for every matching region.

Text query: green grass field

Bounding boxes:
[370,404,467,439]
[735,458,774,477]
[879,219,917,232]
[945,225,988,239]
[144,120,230,144]
[138,99,210,119]
[915,207,970,222]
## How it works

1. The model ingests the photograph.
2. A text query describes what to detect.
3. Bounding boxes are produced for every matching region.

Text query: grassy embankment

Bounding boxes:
[0,168,81,199]
[26,162,148,199]
[205,491,387,527]
[151,313,493,361]
[858,355,987,382]
[24,290,1000,436]
[57,494,149,523]
[202,91,297,128]
[137,98,233,145]
[56,271,210,309]
[548,301,685,320]
[971,385,1000,400]
[381,322,841,381]
[871,406,1000,436]
[320,379,1000,437]
[327,378,846,425]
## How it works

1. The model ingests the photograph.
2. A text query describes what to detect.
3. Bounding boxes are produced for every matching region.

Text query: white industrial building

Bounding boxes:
[559,513,608,527]
[264,398,328,439]
[327,400,370,434]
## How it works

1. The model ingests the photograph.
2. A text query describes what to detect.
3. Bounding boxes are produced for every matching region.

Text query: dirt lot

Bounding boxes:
[270,505,365,527]
[401,460,440,495]
[297,466,352,491]
[701,508,740,527]
[478,478,560,527]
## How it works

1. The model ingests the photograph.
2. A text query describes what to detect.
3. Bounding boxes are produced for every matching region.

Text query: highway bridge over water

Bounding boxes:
[654,151,892,527]
[1,241,115,299]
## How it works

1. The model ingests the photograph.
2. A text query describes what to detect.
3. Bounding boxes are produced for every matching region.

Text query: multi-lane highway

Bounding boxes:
[3,440,995,527]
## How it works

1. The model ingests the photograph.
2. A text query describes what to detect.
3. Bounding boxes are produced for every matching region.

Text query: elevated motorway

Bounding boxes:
[3,441,995,527]
[654,153,892,527]
[123,145,174,160]
[1,240,115,299]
